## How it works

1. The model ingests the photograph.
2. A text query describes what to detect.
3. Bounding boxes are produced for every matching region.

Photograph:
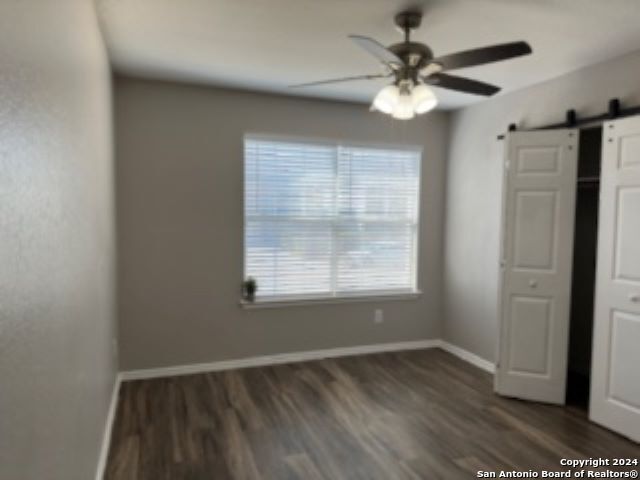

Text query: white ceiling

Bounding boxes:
[97,0,640,110]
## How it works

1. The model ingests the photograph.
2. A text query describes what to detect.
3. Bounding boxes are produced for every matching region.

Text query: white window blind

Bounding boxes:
[244,136,421,300]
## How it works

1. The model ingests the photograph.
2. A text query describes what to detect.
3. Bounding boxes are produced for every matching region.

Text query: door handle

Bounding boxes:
[528,279,538,289]
[630,293,640,303]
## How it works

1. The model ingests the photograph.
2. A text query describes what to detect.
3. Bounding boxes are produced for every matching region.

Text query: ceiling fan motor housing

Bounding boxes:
[389,42,434,69]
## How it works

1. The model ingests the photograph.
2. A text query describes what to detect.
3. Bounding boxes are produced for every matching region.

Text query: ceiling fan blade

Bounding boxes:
[289,73,390,88]
[433,41,532,71]
[348,35,403,68]
[425,73,501,96]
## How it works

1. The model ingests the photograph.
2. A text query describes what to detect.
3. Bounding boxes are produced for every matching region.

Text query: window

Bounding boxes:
[244,135,421,301]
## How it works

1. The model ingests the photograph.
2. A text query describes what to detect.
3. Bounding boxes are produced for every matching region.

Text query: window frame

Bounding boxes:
[241,133,424,307]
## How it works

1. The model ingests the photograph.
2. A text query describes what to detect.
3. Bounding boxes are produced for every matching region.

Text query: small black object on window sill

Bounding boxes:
[242,277,257,302]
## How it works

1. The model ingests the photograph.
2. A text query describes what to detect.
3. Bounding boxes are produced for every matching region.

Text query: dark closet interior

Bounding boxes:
[566,126,602,409]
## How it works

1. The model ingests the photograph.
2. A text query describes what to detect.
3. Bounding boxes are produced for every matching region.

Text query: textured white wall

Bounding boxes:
[0,1,117,479]
[444,50,640,362]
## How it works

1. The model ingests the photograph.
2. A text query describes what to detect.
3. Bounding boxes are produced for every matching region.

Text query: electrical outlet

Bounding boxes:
[374,309,384,324]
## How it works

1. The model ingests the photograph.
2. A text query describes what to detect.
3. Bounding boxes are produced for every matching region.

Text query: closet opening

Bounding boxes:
[566,126,602,410]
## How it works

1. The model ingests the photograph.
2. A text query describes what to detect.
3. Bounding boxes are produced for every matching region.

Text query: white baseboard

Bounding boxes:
[120,339,496,382]
[439,340,496,373]
[120,339,441,381]
[95,373,122,480]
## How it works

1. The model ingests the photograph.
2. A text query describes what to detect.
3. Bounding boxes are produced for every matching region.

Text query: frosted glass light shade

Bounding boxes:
[392,93,415,120]
[372,85,400,114]
[412,84,438,114]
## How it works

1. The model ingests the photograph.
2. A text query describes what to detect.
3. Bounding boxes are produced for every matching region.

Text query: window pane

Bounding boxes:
[337,146,420,221]
[245,220,332,297]
[336,223,416,292]
[245,139,335,219]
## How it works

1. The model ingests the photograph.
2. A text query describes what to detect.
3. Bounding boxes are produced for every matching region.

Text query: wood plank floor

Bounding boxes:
[106,349,639,479]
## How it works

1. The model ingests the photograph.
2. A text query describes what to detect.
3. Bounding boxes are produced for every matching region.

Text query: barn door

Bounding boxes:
[496,129,578,404]
[590,117,640,442]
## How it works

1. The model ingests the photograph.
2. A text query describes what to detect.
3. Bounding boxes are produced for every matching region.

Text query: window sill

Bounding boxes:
[239,290,422,309]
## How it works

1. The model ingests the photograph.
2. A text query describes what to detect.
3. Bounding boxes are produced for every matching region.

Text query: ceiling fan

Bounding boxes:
[290,10,532,119]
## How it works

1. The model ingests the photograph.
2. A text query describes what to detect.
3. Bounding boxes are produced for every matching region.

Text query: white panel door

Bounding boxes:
[496,129,578,404]
[590,117,640,442]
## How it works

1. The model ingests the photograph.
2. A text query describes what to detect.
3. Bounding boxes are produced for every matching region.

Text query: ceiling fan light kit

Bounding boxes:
[291,9,532,120]
[372,81,438,119]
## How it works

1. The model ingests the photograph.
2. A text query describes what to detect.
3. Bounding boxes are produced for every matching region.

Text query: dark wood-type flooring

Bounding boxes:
[106,349,639,479]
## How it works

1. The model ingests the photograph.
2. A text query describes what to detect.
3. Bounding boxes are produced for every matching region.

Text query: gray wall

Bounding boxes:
[0,1,117,479]
[444,50,640,362]
[115,76,450,370]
